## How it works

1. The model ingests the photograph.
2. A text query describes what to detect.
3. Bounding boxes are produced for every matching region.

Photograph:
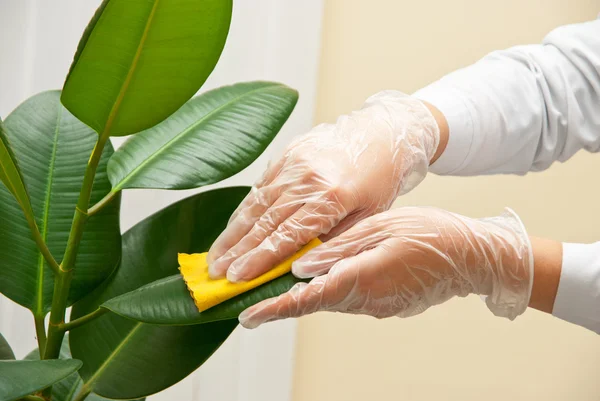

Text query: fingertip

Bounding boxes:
[208,264,224,280]
[208,252,237,279]
[206,249,217,265]
[291,261,317,279]
[238,310,259,329]
[207,238,227,266]
[239,304,270,329]
[226,267,247,283]
[227,247,279,282]
[291,252,334,278]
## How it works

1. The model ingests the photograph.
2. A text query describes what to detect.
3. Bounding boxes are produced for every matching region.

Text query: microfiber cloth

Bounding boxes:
[179,238,322,312]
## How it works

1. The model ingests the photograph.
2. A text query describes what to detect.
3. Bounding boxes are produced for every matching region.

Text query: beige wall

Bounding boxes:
[293,1,600,400]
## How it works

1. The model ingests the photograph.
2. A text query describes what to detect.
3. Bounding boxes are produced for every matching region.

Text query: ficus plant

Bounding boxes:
[0,1,305,400]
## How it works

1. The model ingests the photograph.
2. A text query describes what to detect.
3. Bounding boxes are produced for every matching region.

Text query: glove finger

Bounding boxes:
[317,209,368,242]
[226,181,274,226]
[239,245,390,328]
[226,188,258,227]
[227,199,347,282]
[292,216,385,278]
[207,185,280,272]
[254,156,286,188]
[238,276,329,329]
[208,194,303,278]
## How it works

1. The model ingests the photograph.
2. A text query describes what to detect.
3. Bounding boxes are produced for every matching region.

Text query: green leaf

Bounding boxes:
[0,118,36,228]
[0,359,81,401]
[0,91,121,315]
[70,187,249,399]
[107,81,298,191]
[25,336,143,401]
[61,0,233,137]
[0,333,14,360]
[103,273,305,325]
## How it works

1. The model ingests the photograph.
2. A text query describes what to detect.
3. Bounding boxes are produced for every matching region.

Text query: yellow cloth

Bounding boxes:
[179,238,322,312]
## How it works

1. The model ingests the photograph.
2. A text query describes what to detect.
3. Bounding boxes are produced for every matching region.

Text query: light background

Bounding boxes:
[292,1,600,401]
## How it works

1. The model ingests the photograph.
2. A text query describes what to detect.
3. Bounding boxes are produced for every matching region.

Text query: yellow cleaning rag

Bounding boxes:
[179,238,322,312]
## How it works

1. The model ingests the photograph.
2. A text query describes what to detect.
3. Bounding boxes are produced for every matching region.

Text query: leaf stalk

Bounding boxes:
[58,308,108,332]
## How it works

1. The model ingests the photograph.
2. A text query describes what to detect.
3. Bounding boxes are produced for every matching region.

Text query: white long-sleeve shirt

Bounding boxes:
[414,18,600,333]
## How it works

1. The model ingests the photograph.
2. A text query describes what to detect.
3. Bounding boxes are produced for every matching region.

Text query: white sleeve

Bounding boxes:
[413,18,600,176]
[414,19,600,333]
[552,242,600,334]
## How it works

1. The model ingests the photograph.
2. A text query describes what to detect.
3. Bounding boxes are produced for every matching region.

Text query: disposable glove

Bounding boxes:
[208,91,440,282]
[238,207,533,329]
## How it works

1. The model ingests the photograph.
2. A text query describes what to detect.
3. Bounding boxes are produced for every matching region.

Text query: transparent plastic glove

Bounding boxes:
[207,91,440,282]
[238,207,533,329]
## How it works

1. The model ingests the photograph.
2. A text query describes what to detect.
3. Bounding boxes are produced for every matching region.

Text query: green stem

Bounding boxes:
[43,272,73,358]
[59,308,107,332]
[34,314,47,357]
[87,190,118,217]
[27,219,60,276]
[72,386,92,401]
[21,395,45,401]
[42,135,109,397]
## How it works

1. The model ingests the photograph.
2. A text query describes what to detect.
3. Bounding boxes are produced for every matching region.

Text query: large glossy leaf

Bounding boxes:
[103,272,304,325]
[0,118,36,228]
[61,0,233,137]
[107,81,298,190]
[0,91,121,315]
[25,336,144,401]
[70,187,248,399]
[0,333,14,360]
[0,359,81,401]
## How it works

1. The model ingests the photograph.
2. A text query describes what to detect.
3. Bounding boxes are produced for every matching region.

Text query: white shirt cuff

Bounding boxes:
[552,242,600,333]
[413,85,475,175]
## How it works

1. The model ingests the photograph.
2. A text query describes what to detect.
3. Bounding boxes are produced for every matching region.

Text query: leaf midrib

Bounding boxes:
[35,108,62,316]
[65,376,83,401]
[81,322,142,392]
[112,84,281,191]
[100,0,160,137]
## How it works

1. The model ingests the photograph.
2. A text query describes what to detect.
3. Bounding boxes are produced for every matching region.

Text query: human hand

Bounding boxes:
[208,91,440,282]
[238,207,533,328]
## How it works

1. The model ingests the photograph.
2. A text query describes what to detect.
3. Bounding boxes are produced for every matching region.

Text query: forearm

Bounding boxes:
[422,101,448,165]
[422,103,570,320]
[516,237,600,335]
[528,237,562,313]
[415,19,600,176]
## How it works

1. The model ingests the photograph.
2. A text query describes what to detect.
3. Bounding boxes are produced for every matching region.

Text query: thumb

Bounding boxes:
[293,219,383,278]
[238,277,328,329]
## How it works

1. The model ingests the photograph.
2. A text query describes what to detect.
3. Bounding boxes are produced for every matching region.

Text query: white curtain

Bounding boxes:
[0,1,324,400]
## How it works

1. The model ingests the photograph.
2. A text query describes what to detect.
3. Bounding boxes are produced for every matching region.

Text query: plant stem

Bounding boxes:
[59,308,108,332]
[21,395,45,401]
[87,190,118,217]
[27,219,60,275]
[72,386,92,401]
[34,314,47,357]
[43,271,74,359]
[42,135,110,401]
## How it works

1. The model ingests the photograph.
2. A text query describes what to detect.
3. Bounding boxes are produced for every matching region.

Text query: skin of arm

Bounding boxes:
[422,101,562,314]
[422,101,449,165]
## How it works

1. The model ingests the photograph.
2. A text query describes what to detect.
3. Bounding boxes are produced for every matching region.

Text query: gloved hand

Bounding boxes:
[238,207,533,329]
[208,91,440,282]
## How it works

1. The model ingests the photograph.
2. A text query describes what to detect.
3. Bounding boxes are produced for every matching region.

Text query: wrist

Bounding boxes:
[476,209,533,319]
[528,237,562,313]
[362,91,441,195]
[421,100,449,165]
